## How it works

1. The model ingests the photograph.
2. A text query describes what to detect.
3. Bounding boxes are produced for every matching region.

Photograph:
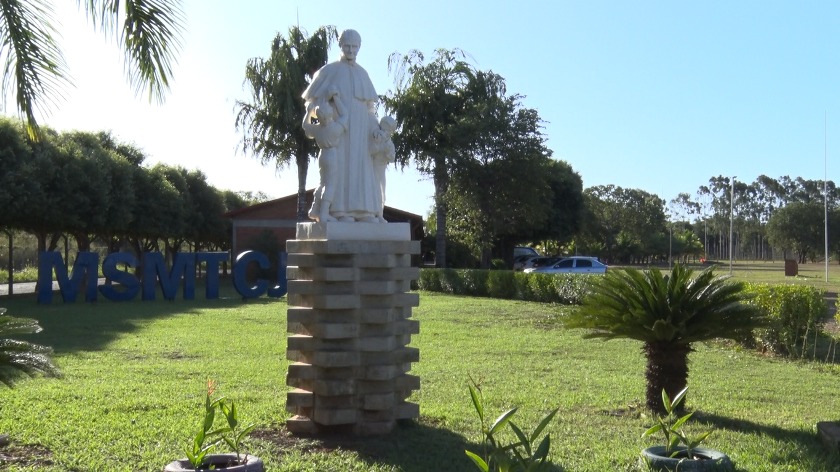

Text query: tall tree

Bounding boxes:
[442,70,564,267]
[17,127,80,253]
[766,202,826,263]
[235,25,336,221]
[384,49,478,267]
[0,118,34,287]
[182,169,226,251]
[524,159,583,257]
[0,0,184,139]
[0,117,34,230]
[581,185,667,263]
[126,163,182,256]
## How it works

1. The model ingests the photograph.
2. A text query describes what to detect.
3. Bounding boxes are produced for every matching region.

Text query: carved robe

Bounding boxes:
[302,58,380,220]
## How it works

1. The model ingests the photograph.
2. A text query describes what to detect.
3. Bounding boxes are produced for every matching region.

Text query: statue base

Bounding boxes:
[285,222,421,436]
[295,221,410,241]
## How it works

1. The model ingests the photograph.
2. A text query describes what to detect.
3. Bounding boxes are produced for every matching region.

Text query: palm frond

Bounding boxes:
[0,308,61,387]
[0,0,70,139]
[0,312,43,336]
[79,0,184,102]
[564,264,765,344]
[118,0,184,103]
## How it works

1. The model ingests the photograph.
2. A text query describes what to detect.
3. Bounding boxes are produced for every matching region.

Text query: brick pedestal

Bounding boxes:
[285,222,420,435]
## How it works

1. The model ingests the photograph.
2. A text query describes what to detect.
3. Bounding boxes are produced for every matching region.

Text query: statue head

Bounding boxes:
[379,116,397,135]
[339,29,361,62]
[314,103,336,124]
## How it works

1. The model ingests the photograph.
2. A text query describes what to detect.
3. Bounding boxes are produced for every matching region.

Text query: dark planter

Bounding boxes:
[640,446,733,472]
[163,453,264,472]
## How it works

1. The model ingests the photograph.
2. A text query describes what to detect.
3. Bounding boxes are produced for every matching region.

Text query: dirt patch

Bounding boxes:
[251,421,420,460]
[0,436,54,468]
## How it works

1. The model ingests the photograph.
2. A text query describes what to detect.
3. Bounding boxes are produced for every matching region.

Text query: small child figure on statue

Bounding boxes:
[302,88,347,223]
[370,115,397,223]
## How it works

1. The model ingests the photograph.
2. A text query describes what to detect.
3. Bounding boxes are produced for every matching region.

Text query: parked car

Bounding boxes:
[514,246,540,258]
[513,254,541,271]
[512,247,542,271]
[524,256,608,274]
[518,256,562,272]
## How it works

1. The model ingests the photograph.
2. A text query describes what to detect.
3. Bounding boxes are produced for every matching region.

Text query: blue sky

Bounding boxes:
[36,1,840,218]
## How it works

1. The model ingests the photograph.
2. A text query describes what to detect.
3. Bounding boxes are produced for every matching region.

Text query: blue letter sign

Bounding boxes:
[36,251,287,304]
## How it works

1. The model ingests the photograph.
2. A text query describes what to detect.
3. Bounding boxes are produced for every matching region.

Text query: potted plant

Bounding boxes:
[164,380,264,472]
[640,387,733,472]
[464,377,559,472]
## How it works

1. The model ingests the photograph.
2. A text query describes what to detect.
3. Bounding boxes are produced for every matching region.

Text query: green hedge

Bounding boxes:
[418,269,593,305]
[744,283,827,357]
[417,270,829,360]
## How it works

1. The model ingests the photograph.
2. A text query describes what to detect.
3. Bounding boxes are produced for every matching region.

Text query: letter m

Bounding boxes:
[37,251,99,303]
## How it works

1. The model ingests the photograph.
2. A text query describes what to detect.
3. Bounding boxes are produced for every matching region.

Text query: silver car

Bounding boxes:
[524,256,608,274]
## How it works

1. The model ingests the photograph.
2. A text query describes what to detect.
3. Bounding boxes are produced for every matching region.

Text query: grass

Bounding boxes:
[656,259,840,294]
[0,266,38,284]
[0,278,839,470]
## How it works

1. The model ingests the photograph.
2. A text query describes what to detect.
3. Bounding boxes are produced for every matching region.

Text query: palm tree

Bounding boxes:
[0,0,185,139]
[563,264,764,414]
[0,307,60,387]
[235,25,336,221]
[383,49,477,267]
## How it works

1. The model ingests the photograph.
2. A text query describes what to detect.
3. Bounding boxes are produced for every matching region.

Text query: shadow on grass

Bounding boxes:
[0,282,276,354]
[695,411,840,471]
[255,417,564,472]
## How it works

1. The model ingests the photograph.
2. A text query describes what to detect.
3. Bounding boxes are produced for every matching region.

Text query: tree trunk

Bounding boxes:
[433,156,448,268]
[434,187,447,268]
[296,150,310,222]
[73,232,91,252]
[47,232,62,252]
[480,246,492,269]
[642,341,693,414]
[5,230,12,296]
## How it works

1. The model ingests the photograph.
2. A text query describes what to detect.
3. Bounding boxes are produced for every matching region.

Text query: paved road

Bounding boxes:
[1,281,60,296]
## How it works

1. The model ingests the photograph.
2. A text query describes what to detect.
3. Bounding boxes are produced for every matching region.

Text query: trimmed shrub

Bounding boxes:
[418,268,592,305]
[418,268,442,292]
[527,273,555,303]
[487,270,517,299]
[513,272,533,300]
[745,283,827,357]
[551,274,591,305]
[461,269,489,297]
[439,268,463,294]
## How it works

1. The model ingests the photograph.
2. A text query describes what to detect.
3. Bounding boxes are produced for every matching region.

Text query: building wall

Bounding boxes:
[225,191,424,258]
[232,220,297,255]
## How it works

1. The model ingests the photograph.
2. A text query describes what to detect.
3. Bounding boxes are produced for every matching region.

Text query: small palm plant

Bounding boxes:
[563,264,764,414]
[0,308,60,387]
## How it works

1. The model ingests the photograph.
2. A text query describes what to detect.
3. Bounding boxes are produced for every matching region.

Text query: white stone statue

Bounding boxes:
[302,89,347,222]
[370,116,396,223]
[302,29,384,223]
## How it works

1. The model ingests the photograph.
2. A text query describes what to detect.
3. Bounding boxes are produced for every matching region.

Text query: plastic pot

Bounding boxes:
[640,446,733,472]
[163,453,264,471]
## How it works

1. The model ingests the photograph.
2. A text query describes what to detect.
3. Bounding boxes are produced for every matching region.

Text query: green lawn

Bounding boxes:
[671,260,840,293]
[0,283,839,471]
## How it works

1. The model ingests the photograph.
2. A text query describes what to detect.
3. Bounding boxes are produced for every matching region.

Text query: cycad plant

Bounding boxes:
[0,308,60,387]
[563,264,763,414]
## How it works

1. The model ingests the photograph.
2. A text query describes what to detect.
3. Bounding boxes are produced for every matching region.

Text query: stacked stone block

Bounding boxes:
[285,222,420,435]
